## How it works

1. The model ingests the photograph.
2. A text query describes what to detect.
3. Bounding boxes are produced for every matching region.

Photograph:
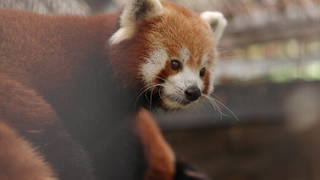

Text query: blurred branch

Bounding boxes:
[222,20,320,49]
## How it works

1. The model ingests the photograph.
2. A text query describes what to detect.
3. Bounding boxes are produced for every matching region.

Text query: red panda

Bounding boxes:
[0,0,227,179]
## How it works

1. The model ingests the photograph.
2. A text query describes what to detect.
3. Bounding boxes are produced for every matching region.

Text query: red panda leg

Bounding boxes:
[134,108,176,180]
[0,121,57,180]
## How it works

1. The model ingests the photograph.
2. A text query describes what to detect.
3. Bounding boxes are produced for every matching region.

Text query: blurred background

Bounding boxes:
[2,0,320,179]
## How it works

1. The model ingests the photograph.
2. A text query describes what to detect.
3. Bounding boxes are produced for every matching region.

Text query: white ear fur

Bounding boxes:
[109,0,164,45]
[201,11,227,44]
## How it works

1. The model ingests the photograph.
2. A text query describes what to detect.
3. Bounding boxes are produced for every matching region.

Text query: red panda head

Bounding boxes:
[109,0,227,109]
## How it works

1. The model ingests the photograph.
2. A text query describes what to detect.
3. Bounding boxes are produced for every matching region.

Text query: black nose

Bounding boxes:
[185,86,201,102]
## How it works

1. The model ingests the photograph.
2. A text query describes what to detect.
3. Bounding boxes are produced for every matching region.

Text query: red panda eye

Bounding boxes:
[200,67,206,77]
[171,60,182,71]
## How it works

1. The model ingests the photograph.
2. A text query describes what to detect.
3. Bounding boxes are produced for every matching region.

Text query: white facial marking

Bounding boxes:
[179,47,190,62]
[201,54,209,67]
[162,66,204,108]
[160,48,209,108]
[141,48,168,84]
[168,67,204,93]
[162,98,185,109]
[208,61,215,94]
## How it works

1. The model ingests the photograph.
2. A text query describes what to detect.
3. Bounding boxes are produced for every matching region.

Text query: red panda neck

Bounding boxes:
[106,26,152,89]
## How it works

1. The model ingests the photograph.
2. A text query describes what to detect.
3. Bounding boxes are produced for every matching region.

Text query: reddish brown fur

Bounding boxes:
[0,7,177,179]
[108,26,152,87]
[203,73,210,94]
[0,74,57,130]
[0,74,94,180]
[0,122,57,180]
[0,9,124,94]
[147,2,214,66]
[135,109,175,180]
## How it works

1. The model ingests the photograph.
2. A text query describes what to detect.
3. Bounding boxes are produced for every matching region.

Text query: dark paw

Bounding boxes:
[174,161,210,180]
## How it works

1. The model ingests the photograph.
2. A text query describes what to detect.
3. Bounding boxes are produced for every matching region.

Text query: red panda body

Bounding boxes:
[0,10,148,180]
[0,1,227,179]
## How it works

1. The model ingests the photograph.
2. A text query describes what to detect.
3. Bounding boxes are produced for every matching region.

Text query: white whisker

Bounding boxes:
[134,84,162,106]
[203,96,223,120]
[204,95,239,121]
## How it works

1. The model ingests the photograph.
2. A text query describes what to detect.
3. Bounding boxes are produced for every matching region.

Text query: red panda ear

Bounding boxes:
[109,0,164,45]
[200,11,227,44]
